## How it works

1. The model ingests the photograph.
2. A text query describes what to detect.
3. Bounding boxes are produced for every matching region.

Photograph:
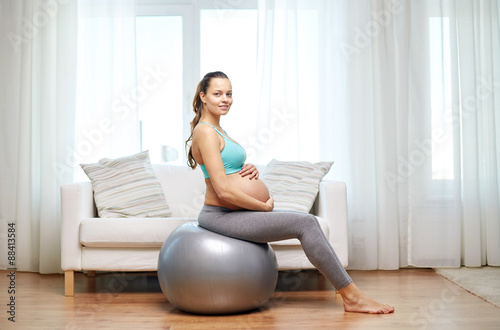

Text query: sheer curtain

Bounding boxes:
[255,0,321,164]
[73,0,139,182]
[0,0,78,273]
[1,0,498,273]
[256,0,500,269]
[0,0,138,273]
[450,0,500,266]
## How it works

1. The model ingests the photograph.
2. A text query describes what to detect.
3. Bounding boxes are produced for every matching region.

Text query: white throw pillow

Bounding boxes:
[261,159,333,213]
[80,151,172,218]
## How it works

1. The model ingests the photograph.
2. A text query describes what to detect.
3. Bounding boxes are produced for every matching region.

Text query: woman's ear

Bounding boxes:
[200,92,206,104]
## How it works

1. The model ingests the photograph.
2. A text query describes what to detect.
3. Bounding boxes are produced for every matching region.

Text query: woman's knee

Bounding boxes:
[290,212,320,231]
[300,212,319,222]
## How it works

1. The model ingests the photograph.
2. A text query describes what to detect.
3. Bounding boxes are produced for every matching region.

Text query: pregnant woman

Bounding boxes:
[186,71,394,314]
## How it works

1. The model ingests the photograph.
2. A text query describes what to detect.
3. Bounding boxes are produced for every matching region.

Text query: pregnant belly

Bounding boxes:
[227,174,270,203]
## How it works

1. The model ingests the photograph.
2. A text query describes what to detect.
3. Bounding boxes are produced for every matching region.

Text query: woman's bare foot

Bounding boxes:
[338,283,395,314]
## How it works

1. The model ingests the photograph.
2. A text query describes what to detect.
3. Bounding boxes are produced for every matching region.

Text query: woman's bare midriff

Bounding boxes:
[204,172,270,210]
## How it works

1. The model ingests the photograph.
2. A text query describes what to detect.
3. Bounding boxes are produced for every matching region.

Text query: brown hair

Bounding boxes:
[185,71,230,169]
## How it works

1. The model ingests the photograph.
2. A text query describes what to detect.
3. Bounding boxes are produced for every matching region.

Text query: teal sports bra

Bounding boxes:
[198,122,247,179]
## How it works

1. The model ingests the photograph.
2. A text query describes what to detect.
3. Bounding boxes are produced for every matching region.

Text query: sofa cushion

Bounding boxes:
[80,218,197,248]
[261,159,333,213]
[79,216,329,248]
[80,151,172,218]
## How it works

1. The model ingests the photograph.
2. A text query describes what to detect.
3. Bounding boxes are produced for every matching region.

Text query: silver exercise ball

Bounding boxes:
[157,223,278,315]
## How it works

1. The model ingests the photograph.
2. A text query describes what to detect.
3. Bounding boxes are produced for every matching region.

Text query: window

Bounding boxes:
[136,15,183,164]
[429,17,454,180]
[199,9,259,143]
[136,1,260,165]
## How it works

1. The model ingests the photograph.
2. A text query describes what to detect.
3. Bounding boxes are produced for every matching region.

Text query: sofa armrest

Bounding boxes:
[316,180,348,268]
[61,182,96,271]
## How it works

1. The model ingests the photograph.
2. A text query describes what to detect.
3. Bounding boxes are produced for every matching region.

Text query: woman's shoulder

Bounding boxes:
[193,122,212,136]
[193,123,220,142]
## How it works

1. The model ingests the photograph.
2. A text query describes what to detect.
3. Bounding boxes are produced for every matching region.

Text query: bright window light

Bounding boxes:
[136,16,183,164]
[200,9,258,144]
[429,17,454,180]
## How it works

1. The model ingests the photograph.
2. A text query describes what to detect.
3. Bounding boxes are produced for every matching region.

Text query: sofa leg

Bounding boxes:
[65,270,75,297]
[87,271,96,277]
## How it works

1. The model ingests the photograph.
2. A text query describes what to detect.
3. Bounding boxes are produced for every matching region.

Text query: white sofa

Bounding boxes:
[61,164,348,296]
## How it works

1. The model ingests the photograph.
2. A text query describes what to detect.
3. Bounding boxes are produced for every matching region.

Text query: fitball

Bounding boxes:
[157,223,278,314]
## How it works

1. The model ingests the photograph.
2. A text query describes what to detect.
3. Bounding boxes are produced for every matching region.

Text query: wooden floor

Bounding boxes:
[1,268,499,329]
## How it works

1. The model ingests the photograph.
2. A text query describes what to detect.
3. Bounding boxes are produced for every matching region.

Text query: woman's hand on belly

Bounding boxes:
[265,195,274,211]
[239,163,259,180]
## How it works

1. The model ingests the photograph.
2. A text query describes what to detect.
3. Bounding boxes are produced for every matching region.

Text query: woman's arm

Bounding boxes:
[193,126,273,211]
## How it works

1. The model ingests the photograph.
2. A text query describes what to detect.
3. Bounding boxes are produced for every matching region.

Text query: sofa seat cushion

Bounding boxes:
[80,218,197,248]
[80,216,329,248]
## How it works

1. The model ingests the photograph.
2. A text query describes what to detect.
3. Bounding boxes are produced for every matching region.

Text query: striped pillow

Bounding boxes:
[261,159,333,213]
[80,151,172,218]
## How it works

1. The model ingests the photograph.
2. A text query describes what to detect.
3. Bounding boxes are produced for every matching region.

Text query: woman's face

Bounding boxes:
[200,78,233,117]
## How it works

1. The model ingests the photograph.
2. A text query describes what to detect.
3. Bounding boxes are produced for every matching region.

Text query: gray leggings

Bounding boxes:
[198,205,352,291]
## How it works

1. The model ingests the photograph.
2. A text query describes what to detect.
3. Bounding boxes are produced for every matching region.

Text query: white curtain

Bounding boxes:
[255,0,322,163]
[73,0,139,182]
[450,0,500,266]
[256,0,500,269]
[0,0,78,273]
[1,0,498,273]
[0,0,138,273]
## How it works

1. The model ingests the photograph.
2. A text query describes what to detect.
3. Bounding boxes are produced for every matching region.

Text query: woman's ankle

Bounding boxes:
[338,282,360,302]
